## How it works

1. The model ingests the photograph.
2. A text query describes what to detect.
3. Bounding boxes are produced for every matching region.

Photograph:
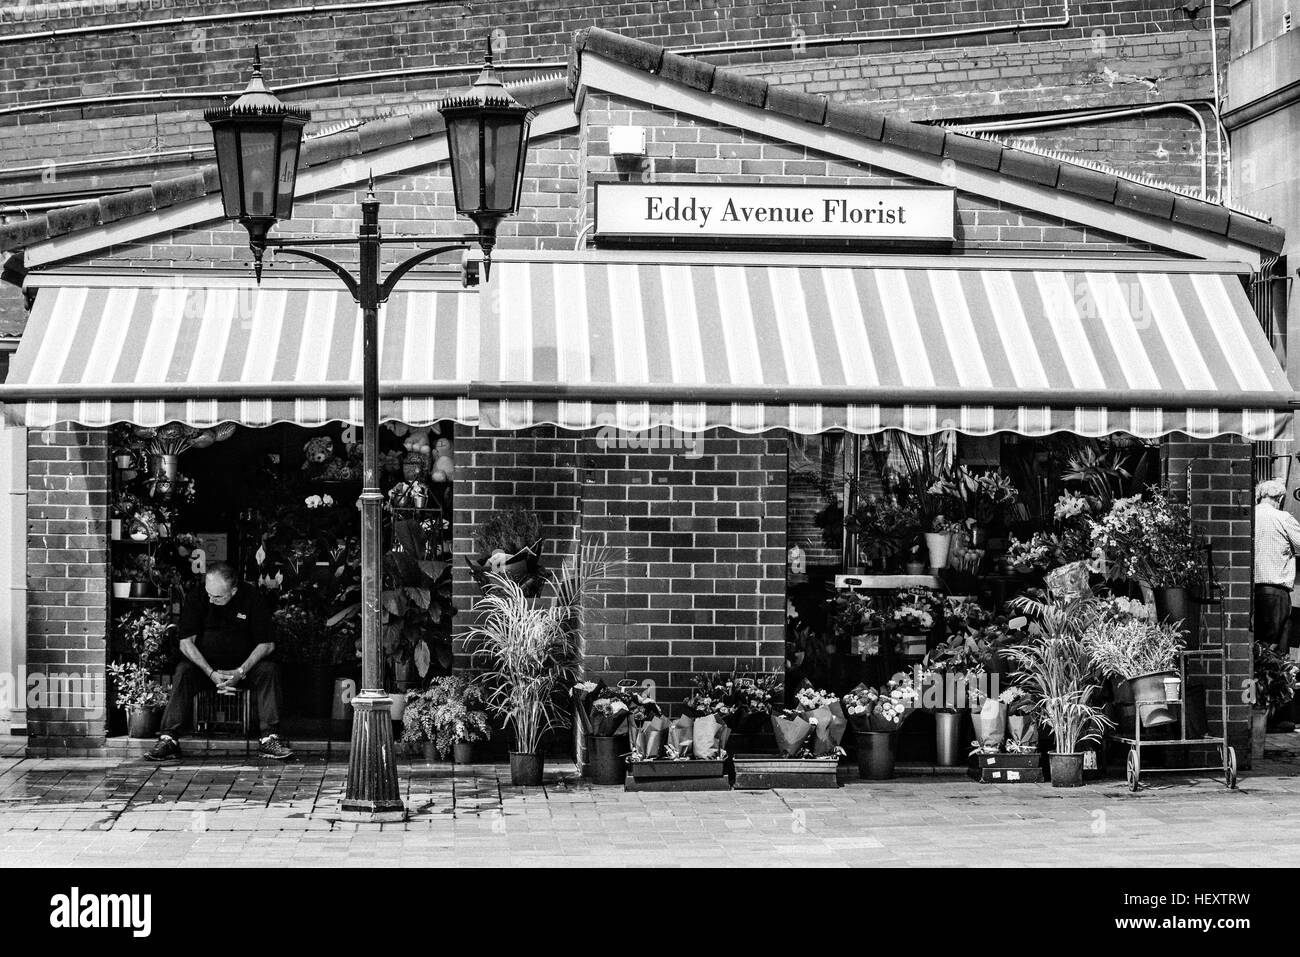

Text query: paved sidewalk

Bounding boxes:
[4,736,1300,867]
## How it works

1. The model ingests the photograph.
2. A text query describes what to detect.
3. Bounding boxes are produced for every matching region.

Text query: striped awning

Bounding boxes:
[3,255,1294,440]
[3,279,480,428]
[475,255,1294,440]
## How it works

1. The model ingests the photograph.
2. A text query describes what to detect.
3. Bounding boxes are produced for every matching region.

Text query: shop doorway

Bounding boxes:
[108,422,456,741]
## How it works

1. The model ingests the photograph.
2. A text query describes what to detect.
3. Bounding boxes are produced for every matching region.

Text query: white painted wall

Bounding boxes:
[0,422,25,733]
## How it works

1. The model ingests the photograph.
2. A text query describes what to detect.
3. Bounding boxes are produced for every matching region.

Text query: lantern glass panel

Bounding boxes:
[240,128,279,218]
[511,115,533,211]
[274,125,302,220]
[213,126,242,219]
[483,114,523,212]
[445,116,482,214]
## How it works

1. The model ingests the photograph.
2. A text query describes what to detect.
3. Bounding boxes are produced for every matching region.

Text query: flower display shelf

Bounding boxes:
[625,758,729,792]
[968,752,1044,784]
[731,754,841,790]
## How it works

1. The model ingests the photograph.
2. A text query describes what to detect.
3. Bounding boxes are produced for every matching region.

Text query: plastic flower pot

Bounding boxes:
[1162,676,1182,703]
[112,581,131,599]
[129,582,157,598]
[586,734,626,786]
[126,708,163,740]
[905,561,926,576]
[1251,709,1268,764]
[509,751,544,786]
[151,454,180,481]
[1127,671,1178,728]
[453,740,474,765]
[1153,586,1199,649]
[934,710,964,766]
[924,531,952,571]
[422,741,438,762]
[1048,752,1085,788]
[856,730,898,780]
[388,692,407,723]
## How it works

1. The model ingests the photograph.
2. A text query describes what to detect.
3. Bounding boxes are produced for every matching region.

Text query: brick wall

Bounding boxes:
[0,0,1217,112]
[24,424,110,752]
[1161,435,1253,758]
[451,425,787,728]
[82,131,583,270]
[0,0,1224,199]
[578,429,787,711]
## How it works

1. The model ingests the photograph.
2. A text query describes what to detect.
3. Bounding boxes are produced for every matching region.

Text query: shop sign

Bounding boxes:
[595,183,955,243]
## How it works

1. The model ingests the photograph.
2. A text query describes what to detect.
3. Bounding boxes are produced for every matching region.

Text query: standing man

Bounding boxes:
[1254,479,1300,731]
[146,562,294,761]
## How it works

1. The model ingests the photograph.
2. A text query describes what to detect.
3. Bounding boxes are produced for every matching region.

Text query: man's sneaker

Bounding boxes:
[144,736,181,762]
[258,734,295,760]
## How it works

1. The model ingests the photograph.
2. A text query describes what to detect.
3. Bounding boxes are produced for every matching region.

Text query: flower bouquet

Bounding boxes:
[769,682,846,758]
[626,705,727,790]
[1002,686,1039,753]
[843,672,920,734]
[969,695,1007,754]
[735,686,845,789]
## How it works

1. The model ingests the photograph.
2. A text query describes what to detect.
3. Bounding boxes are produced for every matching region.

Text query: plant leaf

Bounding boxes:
[381,589,405,617]
[413,639,431,678]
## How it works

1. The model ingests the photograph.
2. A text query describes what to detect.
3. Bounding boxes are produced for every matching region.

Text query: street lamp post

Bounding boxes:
[205,42,533,823]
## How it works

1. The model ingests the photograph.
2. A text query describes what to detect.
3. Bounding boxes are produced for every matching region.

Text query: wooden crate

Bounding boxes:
[627,758,727,779]
[732,755,841,789]
[968,752,1044,784]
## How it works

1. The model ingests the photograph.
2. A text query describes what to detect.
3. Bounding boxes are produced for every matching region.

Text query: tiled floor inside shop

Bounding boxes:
[4,735,1300,866]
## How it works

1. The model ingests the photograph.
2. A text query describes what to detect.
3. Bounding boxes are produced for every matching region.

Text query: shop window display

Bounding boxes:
[785,430,1175,764]
[106,420,457,739]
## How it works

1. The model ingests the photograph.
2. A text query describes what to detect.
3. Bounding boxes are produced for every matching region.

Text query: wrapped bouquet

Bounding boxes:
[772,681,848,758]
[843,672,920,733]
[1002,686,1039,753]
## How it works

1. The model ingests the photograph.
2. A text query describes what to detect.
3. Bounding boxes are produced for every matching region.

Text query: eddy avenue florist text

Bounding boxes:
[646,194,908,228]
[594,183,955,241]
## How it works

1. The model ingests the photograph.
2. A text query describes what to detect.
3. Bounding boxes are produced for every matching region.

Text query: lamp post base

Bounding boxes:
[338,691,406,823]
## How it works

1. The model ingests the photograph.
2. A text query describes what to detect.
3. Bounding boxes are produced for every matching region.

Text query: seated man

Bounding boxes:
[146,562,294,761]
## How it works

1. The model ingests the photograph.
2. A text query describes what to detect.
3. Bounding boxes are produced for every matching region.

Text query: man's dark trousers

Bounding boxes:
[160,660,283,738]
[1256,584,1293,653]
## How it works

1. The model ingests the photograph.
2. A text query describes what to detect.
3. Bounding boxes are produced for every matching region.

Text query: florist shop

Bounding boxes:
[0,27,1293,790]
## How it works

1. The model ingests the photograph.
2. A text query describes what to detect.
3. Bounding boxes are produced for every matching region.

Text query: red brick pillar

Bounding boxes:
[25,425,110,754]
[1160,435,1253,759]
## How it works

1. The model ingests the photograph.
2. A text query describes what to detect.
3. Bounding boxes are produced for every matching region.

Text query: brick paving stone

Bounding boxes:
[3,737,1300,865]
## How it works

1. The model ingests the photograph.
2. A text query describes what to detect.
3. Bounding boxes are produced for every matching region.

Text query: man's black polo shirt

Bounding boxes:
[176,586,271,670]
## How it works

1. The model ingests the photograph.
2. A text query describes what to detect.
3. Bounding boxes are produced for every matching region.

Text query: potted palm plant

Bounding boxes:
[472,542,616,785]
[107,661,169,739]
[1006,595,1111,788]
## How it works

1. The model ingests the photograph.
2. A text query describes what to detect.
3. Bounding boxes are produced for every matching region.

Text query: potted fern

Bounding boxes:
[107,661,169,739]
[1083,613,1184,730]
[1006,594,1112,787]
[402,676,491,763]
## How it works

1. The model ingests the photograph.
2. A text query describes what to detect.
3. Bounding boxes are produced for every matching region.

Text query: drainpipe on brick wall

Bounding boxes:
[954,102,1214,200]
[0,420,26,735]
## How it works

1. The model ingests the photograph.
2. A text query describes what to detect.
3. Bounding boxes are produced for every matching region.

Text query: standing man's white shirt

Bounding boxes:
[1255,500,1300,587]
